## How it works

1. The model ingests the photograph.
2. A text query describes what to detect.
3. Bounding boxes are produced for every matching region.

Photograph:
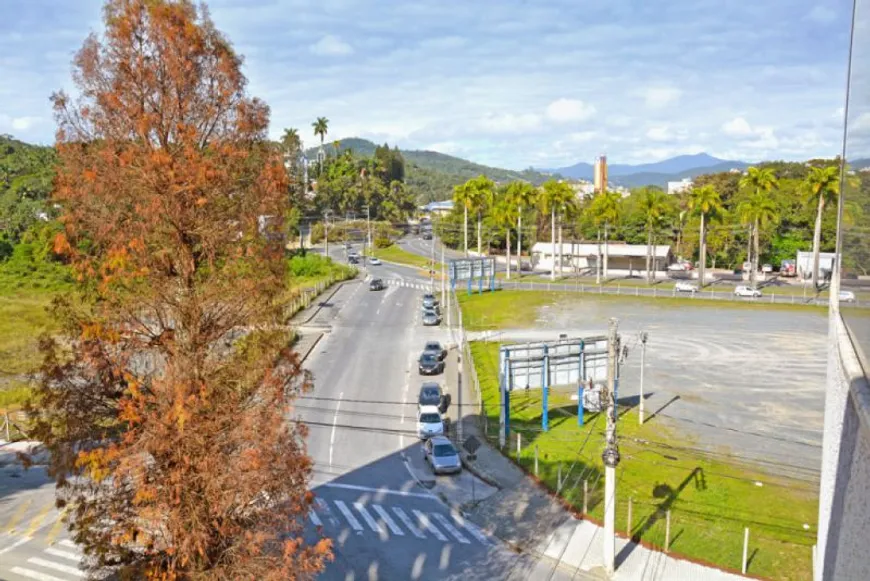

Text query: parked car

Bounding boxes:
[839,290,857,303]
[422,293,439,309]
[423,435,461,474]
[416,406,444,439]
[423,341,447,361]
[762,263,773,273]
[418,352,444,375]
[734,285,762,298]
[422,232,433,241]
[675,281,698,293]
[417,382,444,410]
[422,309,441,326]
[369,278,385,291]
[369,257,381,265]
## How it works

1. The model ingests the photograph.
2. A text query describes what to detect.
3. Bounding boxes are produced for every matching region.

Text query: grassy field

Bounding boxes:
[456,290,825,331]
[0,291,58,378]
[370,244,437,270]
[470,341,817,580]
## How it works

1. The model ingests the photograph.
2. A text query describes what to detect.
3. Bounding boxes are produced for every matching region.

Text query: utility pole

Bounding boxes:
[324,210,330,260]
[639,331,648,425]
[602,318,621,576]
[430,228,436,291]
[596,228,601,284]
[364,204,371,269]
[441,242,446,307]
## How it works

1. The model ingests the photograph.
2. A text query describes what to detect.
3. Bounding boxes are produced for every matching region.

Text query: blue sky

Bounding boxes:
[0,0,856,169]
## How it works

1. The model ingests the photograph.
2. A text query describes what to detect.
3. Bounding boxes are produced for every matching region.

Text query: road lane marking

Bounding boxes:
[432,513,470,544]
[4,498,32,533]
[58,539,77,549]
[412,509,447,541]
[451,512,491,545]
[26,557,85,577]
[354,503,387,540]
[9,567,67,581]
[333,500,363,531]
[392,507,426,539]
[314,498,340,528]
[371,504,403,536]
[322,482,434,499]
[46,506,69,544]
[0,536,32,555]
[25,503,54,537]
[44,547,81,561]
[308,510,322,527]
[329,391,343,467]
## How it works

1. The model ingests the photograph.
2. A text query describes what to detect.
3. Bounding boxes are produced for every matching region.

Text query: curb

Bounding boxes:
[297,277,356,326]
[298,332,326,364]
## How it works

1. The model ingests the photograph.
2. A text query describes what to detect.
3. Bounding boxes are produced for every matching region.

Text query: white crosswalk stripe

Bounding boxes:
[371,505,403,536]
[58,540,78,549]
[451,512,492,546]
[353,503,387,540]
[431,513,470,544]
[308,510,322,527]
[412,510,448,541]
[314,497,340,528]
[25,557,85,577]
[44,548,81,562]
[391,507,426,539]
[333,500,363,531]
[9,567,69,581]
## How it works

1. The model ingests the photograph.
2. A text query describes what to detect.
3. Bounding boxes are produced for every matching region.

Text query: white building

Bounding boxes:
[667,178,693,195]
[797,250,836,281]
[531,242,673,275]
[421,200,454,216]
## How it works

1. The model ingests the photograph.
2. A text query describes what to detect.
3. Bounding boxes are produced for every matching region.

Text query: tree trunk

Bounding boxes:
[558,212,563,278]
[463,205,468,257]
[812,196,825,289]
[699,212,707,288]
[596,227,601,284]
[550,208,556,281]
[646,224,653,284]
[506,228,512,280]
[751,218,759,288]
[604,222,610,279]
[517,208,522,276]
[477,211,482,256]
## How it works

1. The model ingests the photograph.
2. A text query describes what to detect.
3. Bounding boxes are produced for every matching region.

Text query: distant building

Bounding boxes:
[531,242,673,274]
[594,155,608,193]
[421,200,454,216]
[667,178,693,195]
[571,182,596,198]
[796,250,837,281]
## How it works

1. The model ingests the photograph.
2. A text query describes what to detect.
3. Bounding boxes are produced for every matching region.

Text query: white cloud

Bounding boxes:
[309,34,353,56]
[804,5,836,24]
[0,115,42,132]
[425,141,463,155]
[722,117,755,137]
[645,125,688,142]
[478,112,542,134]
[642,86,682,109]
[567,131,597,143]
[545,98,596,122]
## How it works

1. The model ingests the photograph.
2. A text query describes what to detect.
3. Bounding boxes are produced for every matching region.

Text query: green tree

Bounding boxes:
[687,184,723,288]
[738,167,779,287]
[453,181,477,256]
[312,116,329,172]
[492,191,518,279]
[637,189,673,283]
[538,180,575,280]
[588,190,622,280]
[803,165,840,289]
[467,175,495,256]
[505,181,537,275]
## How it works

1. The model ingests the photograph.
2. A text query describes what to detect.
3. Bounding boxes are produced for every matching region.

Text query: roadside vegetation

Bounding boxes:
[470,341,817,581]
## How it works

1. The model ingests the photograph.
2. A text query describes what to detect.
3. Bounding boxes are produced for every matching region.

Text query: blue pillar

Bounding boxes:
[478,275,483,294]
[467,276,472,295]
[578,347,585,427]
[504,350,511,441]
[490,273,495,292]
[542,345,549,432]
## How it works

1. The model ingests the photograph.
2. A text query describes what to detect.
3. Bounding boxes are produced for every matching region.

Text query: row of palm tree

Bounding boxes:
[450,163,842,289]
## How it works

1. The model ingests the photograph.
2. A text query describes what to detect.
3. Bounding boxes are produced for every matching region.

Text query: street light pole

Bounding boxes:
[430,228,436,291]
[602,318,621,576]
[441,242,446,307]
[324,210,330,260]
[639,331,648,425]
[364,204,371,269]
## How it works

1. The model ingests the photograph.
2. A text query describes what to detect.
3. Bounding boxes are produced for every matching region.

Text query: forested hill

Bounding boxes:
[0,134,56,240]
[305,137,556,202]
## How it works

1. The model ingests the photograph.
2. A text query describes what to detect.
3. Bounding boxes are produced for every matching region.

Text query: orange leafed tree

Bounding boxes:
[28,0,331,578]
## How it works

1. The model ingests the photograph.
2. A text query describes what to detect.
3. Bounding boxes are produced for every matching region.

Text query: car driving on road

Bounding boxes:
[369,257,381,265]
[734,285,762,298]
[369,278,385,291]
[839,290,857,303]
[422,308,441,326]
[416,406,444,439]
[423,436,461,474]
[418,352,444,375]
[675,281,698,293]
[423,341,447,361]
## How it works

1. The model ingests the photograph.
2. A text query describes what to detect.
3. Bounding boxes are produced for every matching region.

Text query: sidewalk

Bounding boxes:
[446,349,750,581]
[288,278,357,363]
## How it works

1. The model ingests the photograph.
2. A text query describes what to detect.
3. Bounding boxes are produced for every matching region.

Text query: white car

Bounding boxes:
[839,290,856,303]
[416,405,444,439]
[675,281,698,293]
[761,264,773,273]
[369,257,381,265]
[734,285,762,298]
[667,263,688,271]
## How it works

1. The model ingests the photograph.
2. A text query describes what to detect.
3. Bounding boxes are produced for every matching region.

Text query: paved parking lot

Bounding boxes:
[490,297,828,480]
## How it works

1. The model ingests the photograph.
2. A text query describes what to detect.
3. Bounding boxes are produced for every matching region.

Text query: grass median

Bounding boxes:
[470,341,816,581]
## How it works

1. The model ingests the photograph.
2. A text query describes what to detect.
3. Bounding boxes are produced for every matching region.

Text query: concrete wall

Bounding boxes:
[816,312,870,581]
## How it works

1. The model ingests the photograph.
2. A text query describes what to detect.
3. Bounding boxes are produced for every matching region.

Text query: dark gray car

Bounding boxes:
[423,341,447,361]
[418,353,444,375]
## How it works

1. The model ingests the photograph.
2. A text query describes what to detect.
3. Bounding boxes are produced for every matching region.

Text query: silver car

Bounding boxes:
[423,436,462,475]
[422,309,440,326]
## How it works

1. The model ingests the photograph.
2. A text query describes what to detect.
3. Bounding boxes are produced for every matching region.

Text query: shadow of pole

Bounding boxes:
[644,395,681,423]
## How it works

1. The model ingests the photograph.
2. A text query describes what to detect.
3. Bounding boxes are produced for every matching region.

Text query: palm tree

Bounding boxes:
[493,193,518,279]
[467,175,495,256]
[803,165,840,289]
[332,139,341,156]
[312,116,329,169]
[687,184,723,288]
[539,180,575,280]
[453,182,477,257]
[588,190,622,281]
[738,167,778,288]
[505,181,536,275]
[638,189,672,283]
